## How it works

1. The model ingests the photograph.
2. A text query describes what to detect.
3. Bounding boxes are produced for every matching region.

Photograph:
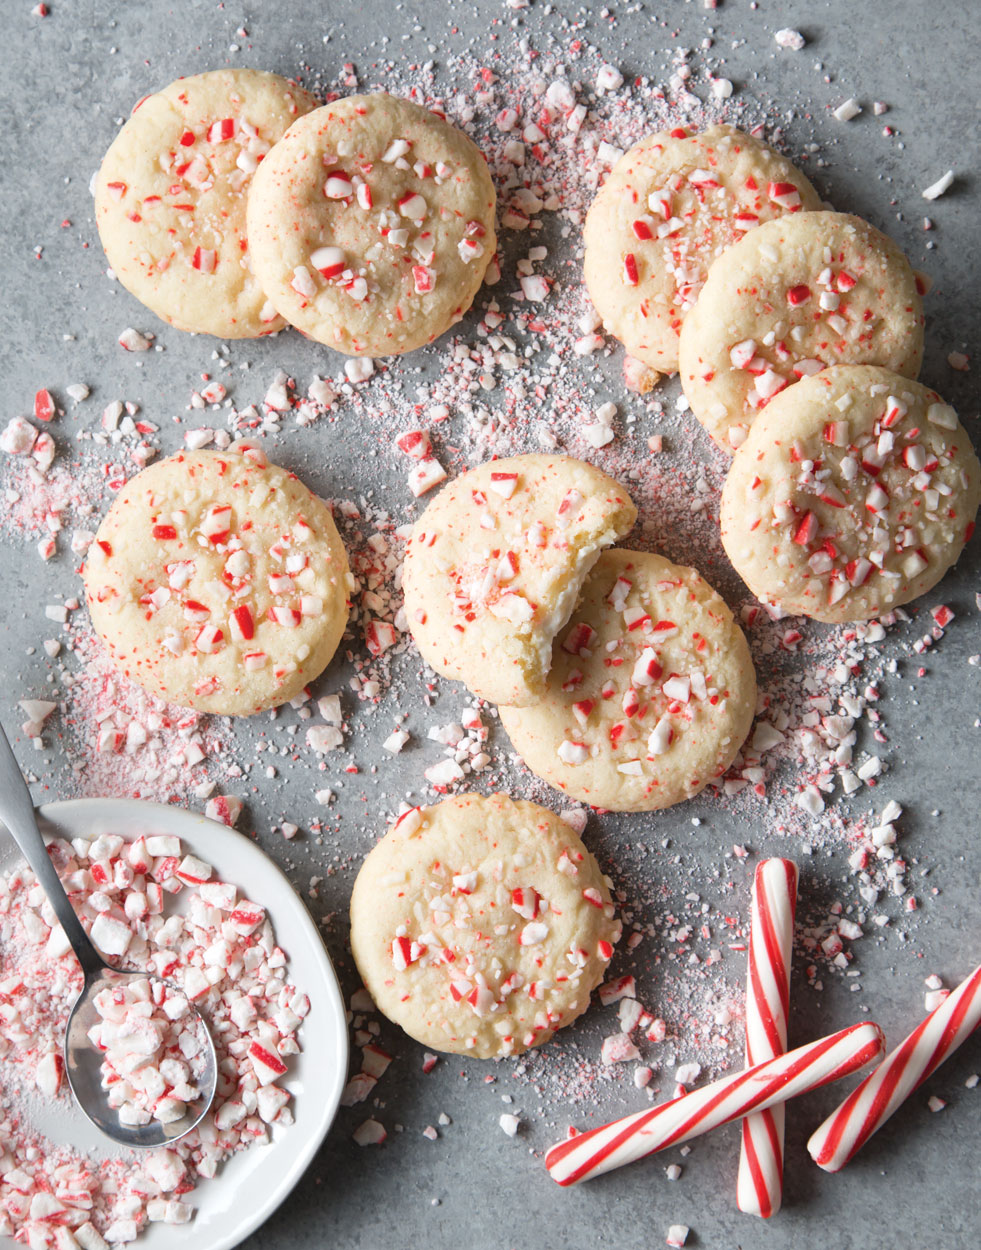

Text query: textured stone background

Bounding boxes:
[0,1,978,1248]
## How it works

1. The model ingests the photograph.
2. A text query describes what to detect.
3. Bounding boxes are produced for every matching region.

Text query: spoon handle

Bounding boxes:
[0,722,108,979]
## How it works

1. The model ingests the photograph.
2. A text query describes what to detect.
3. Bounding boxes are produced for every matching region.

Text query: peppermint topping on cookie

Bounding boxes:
[584,124,821,372]
[246,93,498,356]
[350,794,620,1059]
[721,366,981,622]
[84,445,353,714]
[95,70,319,338]
[499,549,757,812]
[680,212,925,450]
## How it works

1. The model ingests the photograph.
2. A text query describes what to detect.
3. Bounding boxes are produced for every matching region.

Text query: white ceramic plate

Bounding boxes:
[0,798,348,1250]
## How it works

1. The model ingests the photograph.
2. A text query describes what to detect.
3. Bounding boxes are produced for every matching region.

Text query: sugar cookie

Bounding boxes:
[583,124,821,375]
[402,454,637,707]
[720,366,981,622]
[83,443,353,715]
[680,212,924,450]
[719,367,979,622]
[246,93,497,356]
[499,549,757,811]
[349,792,621,1058]
[95,70,318,338]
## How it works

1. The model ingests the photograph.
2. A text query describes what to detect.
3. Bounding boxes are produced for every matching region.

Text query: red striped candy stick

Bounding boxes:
[737,858,798,1218]
[808,962,981,1171]
[546,1022,884,1186]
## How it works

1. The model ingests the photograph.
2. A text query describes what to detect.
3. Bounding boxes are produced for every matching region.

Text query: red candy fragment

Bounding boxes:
[229,605,255,641]
[792,512,818,546]
[34,389,56,422]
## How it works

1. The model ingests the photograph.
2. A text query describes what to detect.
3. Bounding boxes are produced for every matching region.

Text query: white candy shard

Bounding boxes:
[833,98,862,122]
[596,64,624,93]
[922,170,955,201]
[353,1118,387,1146]
[118,327,152,351]
[774,28,806,50]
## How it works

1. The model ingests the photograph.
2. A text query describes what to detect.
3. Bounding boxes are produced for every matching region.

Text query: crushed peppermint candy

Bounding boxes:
[921,169,955,201]
[0,829,305,1245]
[832,98,863,122]
[1,9,976,1228]
[774,29,806,51]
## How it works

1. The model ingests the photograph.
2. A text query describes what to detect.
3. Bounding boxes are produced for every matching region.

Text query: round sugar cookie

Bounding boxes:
[83,443,354,715]
[720,366,981,623]
[349,793,621,1058]
[499,549,757,812]
[95,70,319,338]
[583,124,821,375]
[402,455,638,707]
[680,212,925,451]
[246,93,497,356]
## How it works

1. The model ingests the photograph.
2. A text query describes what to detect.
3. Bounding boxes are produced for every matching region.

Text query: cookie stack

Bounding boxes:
[95,71,497,354]
[585,122,980,624]
[402,453,758,813]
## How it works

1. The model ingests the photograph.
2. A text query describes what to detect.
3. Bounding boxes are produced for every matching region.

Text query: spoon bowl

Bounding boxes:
[0,722,218,1148]
[65,968,218,1149]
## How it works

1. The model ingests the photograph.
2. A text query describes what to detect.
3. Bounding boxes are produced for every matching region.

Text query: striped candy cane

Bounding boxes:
[737,858,798,1218]
[808,962,981,1171]
[546,1022,884,1186]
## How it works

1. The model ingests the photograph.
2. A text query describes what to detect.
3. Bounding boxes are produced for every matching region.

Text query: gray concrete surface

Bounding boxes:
[0,1,978,1248]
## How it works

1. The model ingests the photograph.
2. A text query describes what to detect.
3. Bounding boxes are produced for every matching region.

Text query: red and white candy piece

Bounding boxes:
[207,118,236,143]
[395,429,431,460]
[412,265,435,294]
[737,859,798,1218]
[408,458,447,497]
[229,605,255,641]
[489,471,519,499]
[324,170,353,199]
[34,389,57,422]
[545,1022,884,1185]
[398,191,427,220]
[767,181,802,211]
[192,247,217,274]
[200,503,232,543]
[311,246,346,279]
[808,963,981,1172]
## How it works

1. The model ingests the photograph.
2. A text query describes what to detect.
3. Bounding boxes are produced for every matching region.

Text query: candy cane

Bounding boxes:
[546,1022,884,1186]
[808,963,981,1172]
[737,858,798,1218]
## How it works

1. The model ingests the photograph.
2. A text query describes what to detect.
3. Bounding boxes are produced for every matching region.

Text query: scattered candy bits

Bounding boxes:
[1,8,977,1248]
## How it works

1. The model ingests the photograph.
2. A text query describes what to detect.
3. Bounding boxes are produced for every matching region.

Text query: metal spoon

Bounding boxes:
[0,722,217,1148]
